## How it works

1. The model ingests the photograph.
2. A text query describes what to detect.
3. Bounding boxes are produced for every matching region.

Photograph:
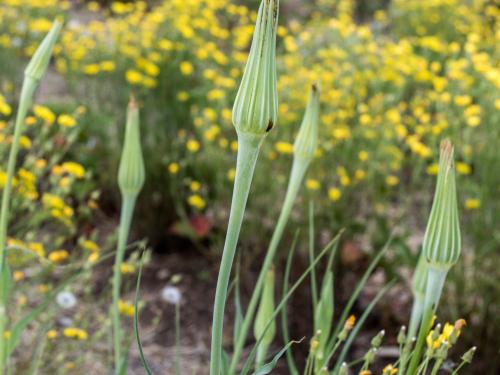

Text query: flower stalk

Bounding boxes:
[229,83,319,372]
[0,20,62,372]
[210,1,279,374]
[112,98,145,371]
[407,139,461,375]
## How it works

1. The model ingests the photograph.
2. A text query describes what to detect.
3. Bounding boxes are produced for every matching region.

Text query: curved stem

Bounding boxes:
[0,78,36,372]
[407,267,447,375]
[112,195,136,372]
[210,132,263,375]
[229,157,309,373]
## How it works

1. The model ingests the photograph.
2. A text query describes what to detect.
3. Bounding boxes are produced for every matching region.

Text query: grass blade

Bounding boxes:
[133,254,153,375]
[281,231,300,375]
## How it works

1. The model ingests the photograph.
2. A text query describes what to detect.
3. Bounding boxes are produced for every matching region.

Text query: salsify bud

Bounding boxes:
[232,0,279,136]
[118,97,145,196]
[423,139,461,270]
[294,83,320,162]
[25,19,63,82]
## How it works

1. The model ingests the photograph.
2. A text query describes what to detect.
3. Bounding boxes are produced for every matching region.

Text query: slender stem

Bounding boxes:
[0,78,36,372]
[210,132,263,375]
[229,157,309,373]
[450,361,466,375]
[431,357,444,375]
[400,295,424,374]
[175,303,181,375]
[112,195,137,372]
[407,267,447,375]
[308,201,318,311]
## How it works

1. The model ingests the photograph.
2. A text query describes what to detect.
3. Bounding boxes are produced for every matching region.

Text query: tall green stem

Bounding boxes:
[112,195,137,372]
[229,157,309,373]
[210,132,263,375]
[0,78,36,373]
[407,267,447,375]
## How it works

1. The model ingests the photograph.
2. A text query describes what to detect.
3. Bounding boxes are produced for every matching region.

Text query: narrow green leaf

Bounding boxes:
[134,255,153,375]
[252,340,302,375]
[331,280,395,373]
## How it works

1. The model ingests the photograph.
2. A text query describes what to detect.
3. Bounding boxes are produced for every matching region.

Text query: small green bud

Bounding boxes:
[232,0,279,136]
[371,329,385,348]
[254,267,276,346]
[294,83,320,161]
[339,362,349,375]
[397,326,406,345]
[25,19,63,82]
[412,254,427,299]
[118,98,145,196]
[461,346,476,363]
[423,139,461,270]
[364,347,377,364]
[318,367,329,375]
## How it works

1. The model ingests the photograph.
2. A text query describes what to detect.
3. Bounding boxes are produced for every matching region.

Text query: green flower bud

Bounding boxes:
[25,19,63,82]
[423,140,461,270]
[118,98,145,197]
[461,346,476,363]
[397,326,406,345]
[412,254,427,299]
[364,347,377,364]
[294,83,320,162]
[339,362,349,375]
[232,0,279,136]
[371,329,385,348]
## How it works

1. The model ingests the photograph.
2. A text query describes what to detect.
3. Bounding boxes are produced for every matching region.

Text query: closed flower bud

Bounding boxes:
[294,83,320,162]
[371,330,385,348]
[462,346,476,363]
[232,0,279,136]
[118,98,145,196]
[339,362,349,375]
[397,326,407,345]
[25,19,63,82]
[423,140,461,270]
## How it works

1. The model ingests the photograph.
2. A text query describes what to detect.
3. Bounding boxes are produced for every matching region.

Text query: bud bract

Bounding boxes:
[232,0,279,136]
[118,98,145,196]
[423,140,461,270]
[25,19,63,82]
[294,83,320,162]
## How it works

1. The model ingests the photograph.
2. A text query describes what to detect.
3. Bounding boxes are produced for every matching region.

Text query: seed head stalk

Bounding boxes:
[0,20,62,372]
[210,1,279,373]
[230,83,319,373]
[112,98,145,372]
[210,131,263,375]
[112,194,137,369]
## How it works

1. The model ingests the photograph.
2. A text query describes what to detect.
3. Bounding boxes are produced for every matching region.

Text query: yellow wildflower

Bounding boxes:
[58,114,77,128]
[168,162,179,174]
[188,194,206,210]
[328,187,342,202]
[306,179,320,191]
[465,198,480,210]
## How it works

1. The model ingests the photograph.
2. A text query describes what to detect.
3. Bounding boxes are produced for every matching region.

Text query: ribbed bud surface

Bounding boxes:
[423,140,461,270]
[25,19,62,82]
[118,99,145,196]
[294,83,320,161]
[232,0,279,136]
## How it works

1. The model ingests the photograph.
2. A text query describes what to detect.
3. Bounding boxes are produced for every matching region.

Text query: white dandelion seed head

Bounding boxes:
[161,286,182,305]
[56,291,77,309]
